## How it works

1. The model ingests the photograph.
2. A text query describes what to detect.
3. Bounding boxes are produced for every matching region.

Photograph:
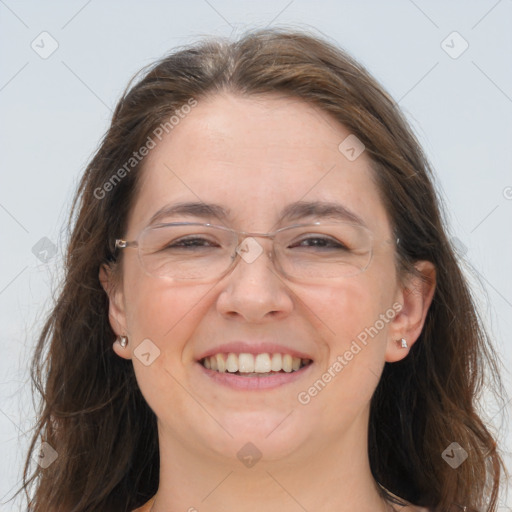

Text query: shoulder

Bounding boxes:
[130,497,432,512]
[390,503,431,512]
[131,501,432,512]
[132,497,155,512]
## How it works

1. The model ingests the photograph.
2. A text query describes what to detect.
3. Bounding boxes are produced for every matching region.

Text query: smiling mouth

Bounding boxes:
[200,352,313,376]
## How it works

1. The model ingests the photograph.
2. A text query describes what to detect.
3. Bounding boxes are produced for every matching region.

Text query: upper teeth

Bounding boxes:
[201,353,311,373]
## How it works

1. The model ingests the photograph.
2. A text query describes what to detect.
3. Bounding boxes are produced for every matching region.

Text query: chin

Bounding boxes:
[198,412,311,463]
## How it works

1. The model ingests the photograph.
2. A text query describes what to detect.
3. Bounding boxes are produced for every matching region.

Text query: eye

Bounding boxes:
[289,235,349,250]
[163,236,221,249]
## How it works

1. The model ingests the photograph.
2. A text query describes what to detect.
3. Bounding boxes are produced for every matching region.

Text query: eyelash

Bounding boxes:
[165,235,348,250]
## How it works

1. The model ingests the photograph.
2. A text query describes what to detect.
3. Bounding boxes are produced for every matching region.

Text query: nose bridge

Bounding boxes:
[234,233,274,271]
[216,230,294,321]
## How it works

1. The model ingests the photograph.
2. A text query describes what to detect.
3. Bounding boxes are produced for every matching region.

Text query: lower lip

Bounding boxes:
[196,361,314,390]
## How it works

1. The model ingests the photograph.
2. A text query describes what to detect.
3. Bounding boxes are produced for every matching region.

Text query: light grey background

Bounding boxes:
[1,1,511,510]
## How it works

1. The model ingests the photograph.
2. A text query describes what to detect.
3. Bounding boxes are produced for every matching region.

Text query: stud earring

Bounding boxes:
[400,338,408,349]
[117,335,128,348]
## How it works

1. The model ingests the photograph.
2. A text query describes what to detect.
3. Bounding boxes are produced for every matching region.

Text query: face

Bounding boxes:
[103,92,431,467]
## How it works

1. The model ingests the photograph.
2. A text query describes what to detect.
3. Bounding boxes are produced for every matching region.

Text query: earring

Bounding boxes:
[400,338,408,349]
[117,335,128,348]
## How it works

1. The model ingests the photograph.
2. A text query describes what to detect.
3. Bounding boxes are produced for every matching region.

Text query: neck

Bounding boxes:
[149,411,393,512]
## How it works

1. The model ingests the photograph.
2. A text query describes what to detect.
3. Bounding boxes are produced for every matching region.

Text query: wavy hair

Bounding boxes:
[15,27,507,511]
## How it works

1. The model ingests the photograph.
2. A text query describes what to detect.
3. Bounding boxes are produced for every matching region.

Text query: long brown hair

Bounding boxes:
[15,27,507,511]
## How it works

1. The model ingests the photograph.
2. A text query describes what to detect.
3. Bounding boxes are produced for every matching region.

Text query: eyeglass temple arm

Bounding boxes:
[115,239,138,249]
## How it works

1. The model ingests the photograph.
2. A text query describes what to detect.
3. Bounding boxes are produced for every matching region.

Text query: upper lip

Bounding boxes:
[196,341,314,361]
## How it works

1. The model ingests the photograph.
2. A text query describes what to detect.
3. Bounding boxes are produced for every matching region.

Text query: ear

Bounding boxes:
[385,260,436,362]
[99,263,131,360]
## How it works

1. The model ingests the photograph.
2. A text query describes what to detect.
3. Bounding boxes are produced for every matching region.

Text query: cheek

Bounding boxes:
[121,253,214,367]
[125,276,213,348]
[294,287,392,440]
[123,277,215,418]
[306,276,393,400]
[304,277,389,351]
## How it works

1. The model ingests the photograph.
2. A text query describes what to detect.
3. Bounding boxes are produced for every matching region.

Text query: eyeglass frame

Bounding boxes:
[114,220,399,282]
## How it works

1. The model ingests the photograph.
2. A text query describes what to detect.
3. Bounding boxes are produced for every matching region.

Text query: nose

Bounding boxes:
[215,236,294,323]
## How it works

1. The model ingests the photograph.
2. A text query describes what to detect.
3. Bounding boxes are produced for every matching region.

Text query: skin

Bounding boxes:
[100,92,436,512]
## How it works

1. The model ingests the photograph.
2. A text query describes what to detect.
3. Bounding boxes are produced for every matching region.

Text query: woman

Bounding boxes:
[19,28,506,511]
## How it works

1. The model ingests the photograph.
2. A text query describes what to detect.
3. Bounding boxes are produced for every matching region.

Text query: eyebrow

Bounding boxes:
[147,200,367,228]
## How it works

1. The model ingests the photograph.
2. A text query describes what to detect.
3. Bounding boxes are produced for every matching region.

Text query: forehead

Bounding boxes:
[126,92,391,238]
